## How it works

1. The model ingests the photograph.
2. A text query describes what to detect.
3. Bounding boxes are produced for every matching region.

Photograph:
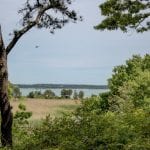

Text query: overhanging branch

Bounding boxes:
[6,4,53,55]
[6,21,36,55]
[6,0,79,55]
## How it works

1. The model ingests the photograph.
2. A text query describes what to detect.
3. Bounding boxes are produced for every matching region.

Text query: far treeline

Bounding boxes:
[27,89,85,100]
[15,84,108,89]
[8,84,86,100]
[9,84,108,100]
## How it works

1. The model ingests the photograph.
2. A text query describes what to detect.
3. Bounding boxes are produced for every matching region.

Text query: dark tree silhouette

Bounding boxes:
[0,0,80,146]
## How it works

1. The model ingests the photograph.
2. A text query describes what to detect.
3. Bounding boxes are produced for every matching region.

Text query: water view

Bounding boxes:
[20,88,109,98]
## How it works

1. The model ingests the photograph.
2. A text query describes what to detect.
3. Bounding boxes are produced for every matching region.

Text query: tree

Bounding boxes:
[44,89,55,99]
[0,0,80,146]
[107,54,150,111]
[108,54,149,95]
[78,90,84,99]
[8,82,14,99]
[117,70,150,108]
[12,86,22,99]
[95,0,150,33]
[73,90,78,99]
[61,89,73,99]
[8,82,22,99]
[27,91,35,98]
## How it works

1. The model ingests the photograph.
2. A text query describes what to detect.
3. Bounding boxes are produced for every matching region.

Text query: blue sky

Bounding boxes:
[0,0,150,85]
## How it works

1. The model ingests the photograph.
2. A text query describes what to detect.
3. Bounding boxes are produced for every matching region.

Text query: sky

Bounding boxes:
[0,0,150,85]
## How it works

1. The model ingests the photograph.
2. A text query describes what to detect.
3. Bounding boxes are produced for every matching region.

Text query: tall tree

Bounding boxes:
[78,90,84,99]
[95,0,150,33]
[61,89,73,99]
[0,0,80,146]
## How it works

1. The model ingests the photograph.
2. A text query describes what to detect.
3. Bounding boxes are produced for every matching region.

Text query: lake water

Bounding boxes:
[20,88,109,98]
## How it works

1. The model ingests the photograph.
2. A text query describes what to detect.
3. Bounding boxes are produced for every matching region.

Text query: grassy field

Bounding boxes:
[10,99,81,120]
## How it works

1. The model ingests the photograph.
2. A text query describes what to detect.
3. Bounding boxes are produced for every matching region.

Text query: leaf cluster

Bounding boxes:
[18,0,82,34]
[8,82,22,99]
[27,89,56,99]
[95,0,150,33]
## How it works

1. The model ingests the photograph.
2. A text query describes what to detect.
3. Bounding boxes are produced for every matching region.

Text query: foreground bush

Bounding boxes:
[13,98,149,150]
[6,54,150,149]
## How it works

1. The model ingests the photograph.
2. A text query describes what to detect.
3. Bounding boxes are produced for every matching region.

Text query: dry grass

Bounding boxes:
[10,99,80,120]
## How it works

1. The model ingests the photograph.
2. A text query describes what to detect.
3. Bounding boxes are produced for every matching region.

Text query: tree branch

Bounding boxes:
[0,25,5,51]
[6,5,52,55]
[6,22,36,55]
[6,0,79,55]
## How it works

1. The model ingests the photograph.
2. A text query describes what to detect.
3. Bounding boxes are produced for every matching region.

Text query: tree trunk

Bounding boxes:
[0,27,13,147]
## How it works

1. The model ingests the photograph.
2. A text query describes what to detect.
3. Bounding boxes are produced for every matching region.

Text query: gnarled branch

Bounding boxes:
[6,0,80,55]
[6,22,36,55]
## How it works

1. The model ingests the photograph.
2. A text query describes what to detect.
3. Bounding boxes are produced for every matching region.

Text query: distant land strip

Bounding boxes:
[15,84,108,89]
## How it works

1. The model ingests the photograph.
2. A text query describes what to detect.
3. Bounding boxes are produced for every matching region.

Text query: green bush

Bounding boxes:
[17,100,149,150]
[8,82,22,99]
[61,89,73,99]
[7,54,150,149]
[12,104,33,150]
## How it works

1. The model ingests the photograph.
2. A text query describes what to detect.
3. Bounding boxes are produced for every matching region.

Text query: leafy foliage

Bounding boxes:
[44,89,56,99]
[73,90,84,100]
[8,82,22,99]
[78,91,84,99]
[12,104,33,149]
[16,98,150,150]
[18,0,82,34]
[99,54,150,111]
[14,103,32,126]
[95,0,150,33]
[5,0,81,55]
[73,90,78,99]
[61,89,73,99]
[0,0,81,147]
[8,54,150,149]
[27,89,56,99]
[108,54,150,95]
[27,89,85,99]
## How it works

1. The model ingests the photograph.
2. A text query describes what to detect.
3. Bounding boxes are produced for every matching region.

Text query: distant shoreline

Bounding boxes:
[15,84,108,90]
